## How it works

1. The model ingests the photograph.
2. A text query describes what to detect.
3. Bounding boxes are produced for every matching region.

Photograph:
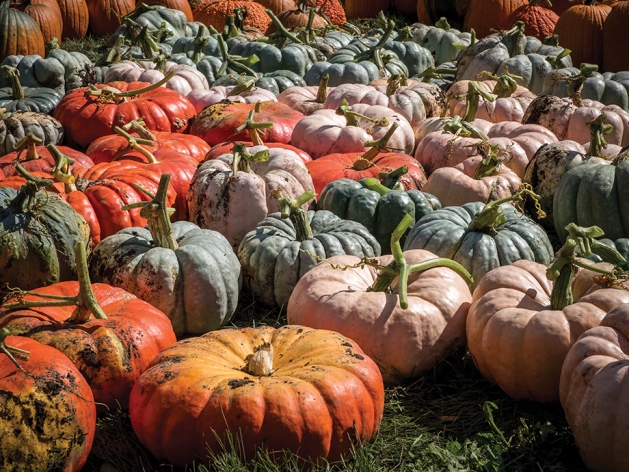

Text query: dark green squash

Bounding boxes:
[0,65,61,114]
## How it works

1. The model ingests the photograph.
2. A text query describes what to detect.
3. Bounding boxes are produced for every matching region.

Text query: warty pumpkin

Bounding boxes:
[193,0,271,32]
[506,0,559,40]
[0,109,63,157]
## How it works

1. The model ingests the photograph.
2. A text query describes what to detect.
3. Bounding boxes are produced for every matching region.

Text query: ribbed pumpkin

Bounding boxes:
[86,0,135,36]
[553,0,611,68]
[506,0,559,39]
[0,109,64,157]
[141,0,192,20]
[0,0,45,61]
[464,0,527,38]
[416,0,432,23]
[129,325,385,467]
[0,333,96,472]
[603,1,629,72]
[255,0,295,14]
[266,0,326,33]
[193,0,270,32]
[309,0,345,25]
[57,0,89,39]
[11,0,63,44]
[345,0,390,18]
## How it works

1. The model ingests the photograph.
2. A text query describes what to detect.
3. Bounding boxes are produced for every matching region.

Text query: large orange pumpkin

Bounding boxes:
[553,0,611,68]
[141,0,192,20]
[255,0,295,14]
[11,0,63,44]
[57,0,88,39]
[464,0,527,38]
[193,0,270,31]
[345,0,390,18]
[506,0,559,39]
[603,0,629,72]
[0,0,45,60]
[129,325,385,467]
[86,0,135,36]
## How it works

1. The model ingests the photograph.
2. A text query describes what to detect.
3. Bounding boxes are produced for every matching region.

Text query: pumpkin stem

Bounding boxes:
[462,81,496,123]
[134,174,178,250]
[190,28,210,64]
[278,191,316,242]
[153,53,168,74]
[503,21,526,57]
[316,74,329,103]
[369,214,473,308]
[336,98,390,128]
[1,66,24,100]
[558,63,599,108]
[88,71,176,99]
[361,178,390,196]
[46,37,60,51]
[217,35,260,78]
[385,74,403,96]
[46,144,78,193]
[152,21,174,44]
[226,76,256,97]
[565,223,629,270]
[586,114,613,158]
[443,115,489,141]
[353,123,398,170]
[472,143,503,180]
[468,183,545,232]
[129,21,161,59]
[352,19,396,70]
[545,47,572,70]
[246,342,274,376]
[416,67,443,83]
[379,165,408,190]
[113,126,158,163]
[122,118,157,141]
[435,17,451,30]
[0,328,29,374]
[9,164,54,213]
[234,109,273,146]
[96,33,126,67]
[479,66,523,98]
[13,133,43,162]
[543,35,559,48]
[122,2,158,22]
[547,239,577,310]
[222,14,241,39]
[230,142,269,175]
[264,8,303,44]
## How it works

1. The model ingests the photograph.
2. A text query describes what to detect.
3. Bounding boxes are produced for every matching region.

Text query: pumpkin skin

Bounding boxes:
[190,101,303,148]
[129,325,385,466]
[255,0,294,14]
[0,145,92,177]
[86,0,135,36]
[12,0,63,44]
[603,1,629,73]
[506,1,559,40]
[205,141,312,164]
[53,81,197,149]
[317,178,441,252]
[278,84,333,116]
[0,0,45,61]
[239,209,381,307]
[193,0,271,32]
[0,110,63,157]
[187,86,277,114]
[0,80,63,114]
[0,336,96,472]
[141,0,192,20]
[464,0,527,39]
[553,0,611,68]
[560,303,629,472]
[90,221,242,337]
[468,259,629,403]
[0,186,91,292]
[404,201,554,288]
[266,1,326,33]
[309,0,345,25]
[287,250,473,385]
[345,0,390,18]
[1,282,177,411]
[187,145,315,251]
[57,0,89,39]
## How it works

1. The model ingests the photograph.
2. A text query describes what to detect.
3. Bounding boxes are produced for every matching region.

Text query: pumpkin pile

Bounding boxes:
[4,2,629,470]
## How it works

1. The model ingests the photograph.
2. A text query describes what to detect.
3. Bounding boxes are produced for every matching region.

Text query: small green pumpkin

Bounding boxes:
[0,165,91,292]
[238,191,381,308]
[0,65,61,113]
[317,175,441,253]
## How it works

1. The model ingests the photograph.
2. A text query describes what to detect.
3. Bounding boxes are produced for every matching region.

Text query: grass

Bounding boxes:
[61,35,109,63]
[83,292,586,472]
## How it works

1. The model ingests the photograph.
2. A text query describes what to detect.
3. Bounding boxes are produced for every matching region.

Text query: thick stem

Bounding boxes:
[264,8,303,44]
[226,77,256,97]
[0,328,30,373]
[380,165,408,190]
[230,142,269,175]
[547,239,579,310]
[234,109,273,146]
[96,33,126,67]
[141,174,178,250]
[122,118,157,141]
[88,71,176,98]
[488,67,523,99]
[362,178,390,196]
[13,133,43,161]
[443,115,489,141]
[279,191,316,242]
[385,74,402,96]
[504,21,526,57]
[463,82,496,123]
[316,74,329,103]
[113,126,158,163]
[336,98,389,128]
[565,223,629,269]
[586,114,613,158]
[1,66,24,100]
[247,342,274,376]
[9,164,53,213]
[46,144,77,193]
[222,14,240,39]
[472,144,503,179]
[353,124,398,170]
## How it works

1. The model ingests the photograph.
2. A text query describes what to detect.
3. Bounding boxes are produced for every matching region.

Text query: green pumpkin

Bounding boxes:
[304,61,387,86]
[0,65,61,114]
[407,20,472,66]
[90,175,242,337]
[317,177,441,253]
[238,192,381,308]
[0,109,63,157]
[228,42,317,77]
[403,200,553,288]
[310,30,354,58]
[0,169,91,292]
[554,155,629,243]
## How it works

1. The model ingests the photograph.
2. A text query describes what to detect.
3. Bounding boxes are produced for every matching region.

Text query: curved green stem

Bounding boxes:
[264,8,303,44]
[336,98,390,128]
[463,81,496,123]
[443,115,489,141]
[140,174,178,249]
[0,328,29,373]
[353,124,398,170]
[234,109,273,146]
[230,142,269,174]
[113,126,158,162]
[362,178,390,196]
[279,191,316,242]
[46,144,77,193]
[472,143,503,179]
[9,164,53,213]
[565,223,629,269]
[13,133,43,161]
[586,114,613,158]
[379,165,408,190]
[89,71,176,98]
[222,14,241,39]
[1,66,24,100]
[469,184,543,232]
[121,118,157,141]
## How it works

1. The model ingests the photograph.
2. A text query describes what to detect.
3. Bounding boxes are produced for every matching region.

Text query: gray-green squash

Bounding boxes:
[403,195,553,288]
[406,19,472,66]
[317,176,441,253]
[228,42,317,77]
[238,191,381,308]
[89,174,242,338]
[0,109,63,157]
[0,65,61,114]
[0,166,91,292]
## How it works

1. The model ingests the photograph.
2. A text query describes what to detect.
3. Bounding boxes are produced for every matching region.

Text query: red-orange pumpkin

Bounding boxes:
[86,0,135,36]
[506,0,559,39]
[57,0,89,39]
[193,0,270,31]
[11,0,63,44]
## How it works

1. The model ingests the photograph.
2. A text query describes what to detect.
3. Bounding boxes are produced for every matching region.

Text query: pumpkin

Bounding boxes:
[255,0,294,14]
[0,0,45,61]
[57,0,89,39]
[239,191,381,307]
[90,174,241,337]
[464,0,528,38]
[468,239,629,402]
[191,101,303,147]
[1,241,177,411]
[404,191,554,288]
[309,0,345,25]
[187,142,314,251]
[603,0,629,72]
[277,73,330,115]
[86,0,135,36]
[407,19,473,66]
[193,0,270,32]
[229,42,318,77]
[0,109,63,157]
[129,325,384,466]
[187,84,276,114]
[0,168,91,292]
[506,0,559,39]
[553,0,611,68]
[141,0,192,20]
[424,0,470,29]
[560,303,629,472]
[266,0,326,33]
[53,76,196,149]
[11,0,63,44]
[288,215,474,384]
[0,65,62,114]
[345,0,390,18]
[423,146,522,207]
[0,331,96,472]
[317,177,441,252]
[205,140,312,164]
[104,59,209,96]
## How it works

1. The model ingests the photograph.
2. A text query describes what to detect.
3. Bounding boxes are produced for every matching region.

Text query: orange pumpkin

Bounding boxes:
[309,0,345,25]
[193,0,270,31]
[345,0,390,18]
[0,0,45,60]
[142,0,192,19]
[266,0,325,33]
[255,0,295,14]
[393,0,416,15]
[417,0,432,24]
[57,0,88,39]
[553,0,611,68]
[506,0,559,39]
[11,0,63,44]
[603,0,629,72]
[464,0,527,38]
[86,0,135,36]
[129,325,385,466]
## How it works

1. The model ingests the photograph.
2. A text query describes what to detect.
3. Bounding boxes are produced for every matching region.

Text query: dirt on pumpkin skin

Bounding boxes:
[0,368,89,472]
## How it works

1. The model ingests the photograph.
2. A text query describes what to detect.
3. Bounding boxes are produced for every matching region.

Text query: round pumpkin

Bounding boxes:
[0,333,96,472]
[129,325,385,466]
[464,0,527,39]
[505,0,559,40]
[193,0,270,32]
[0,109,63,157]
[266,0,326,33]
[603,0,629,72]
[11,0,63,44]
[86,0,135,36]
[0,0,45,61]
[255,0,295,14]
[57,0,89,39]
